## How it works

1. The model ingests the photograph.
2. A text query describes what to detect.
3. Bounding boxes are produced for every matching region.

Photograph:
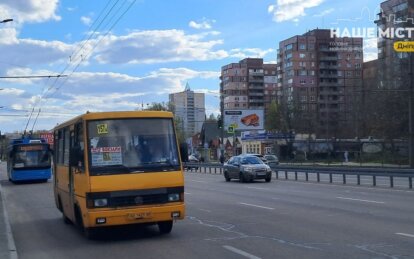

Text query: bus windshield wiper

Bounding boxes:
[93,164,132,175]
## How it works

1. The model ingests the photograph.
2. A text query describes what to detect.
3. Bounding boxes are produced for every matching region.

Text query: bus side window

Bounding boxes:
[72,123,85,169]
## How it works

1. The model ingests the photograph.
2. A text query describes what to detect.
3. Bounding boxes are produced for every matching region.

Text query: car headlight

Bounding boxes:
[168,193,180,202]
[244,167,254,172]
[266,166,272,172]
[94,198,108,207]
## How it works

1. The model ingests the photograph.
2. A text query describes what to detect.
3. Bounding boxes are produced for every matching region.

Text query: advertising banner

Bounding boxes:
[224,109,264,131]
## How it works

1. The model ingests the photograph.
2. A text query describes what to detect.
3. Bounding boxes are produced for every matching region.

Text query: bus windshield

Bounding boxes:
[13,150,51,169]
[87,118,180,175]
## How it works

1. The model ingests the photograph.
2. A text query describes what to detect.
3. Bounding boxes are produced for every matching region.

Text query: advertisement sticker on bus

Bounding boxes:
[91,146,122,166]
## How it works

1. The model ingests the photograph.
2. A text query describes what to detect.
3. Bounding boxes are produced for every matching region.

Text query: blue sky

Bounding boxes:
[0,0,381,132]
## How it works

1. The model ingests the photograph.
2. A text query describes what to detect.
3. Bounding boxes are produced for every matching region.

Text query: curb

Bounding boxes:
[0,181,18,259]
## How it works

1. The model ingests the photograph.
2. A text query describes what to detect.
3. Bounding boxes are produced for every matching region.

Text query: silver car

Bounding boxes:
[264,154,279,171]
[224,155,272,183]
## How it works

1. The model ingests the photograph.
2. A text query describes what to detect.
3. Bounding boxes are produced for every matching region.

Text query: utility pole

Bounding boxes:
[220,89,225,162]
[409,52,414,168]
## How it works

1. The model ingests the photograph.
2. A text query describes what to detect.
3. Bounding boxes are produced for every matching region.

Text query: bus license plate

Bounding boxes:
[127,212,152,220]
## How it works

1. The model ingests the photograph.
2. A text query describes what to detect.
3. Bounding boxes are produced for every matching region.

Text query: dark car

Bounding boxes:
[223,154,272,183]
[264,154,279,171]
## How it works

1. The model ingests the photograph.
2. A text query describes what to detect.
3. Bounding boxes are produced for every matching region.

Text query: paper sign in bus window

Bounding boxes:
[91,146,122,166]
[97,124,108,134]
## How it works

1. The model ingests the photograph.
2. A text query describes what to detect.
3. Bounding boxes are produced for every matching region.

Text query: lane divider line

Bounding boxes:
[223,245,262,259]
[396,232,414,238]
[336,197,385,204]
[239,202,274,210]
[247,187,269,191]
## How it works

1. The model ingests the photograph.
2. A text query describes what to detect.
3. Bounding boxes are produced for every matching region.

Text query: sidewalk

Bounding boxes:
[0,162,18,259]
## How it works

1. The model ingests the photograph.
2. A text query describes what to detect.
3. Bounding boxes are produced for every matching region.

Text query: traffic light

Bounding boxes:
[217,117,223,129]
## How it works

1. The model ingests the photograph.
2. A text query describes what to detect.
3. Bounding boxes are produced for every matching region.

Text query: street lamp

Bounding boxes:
[0,19,13,24]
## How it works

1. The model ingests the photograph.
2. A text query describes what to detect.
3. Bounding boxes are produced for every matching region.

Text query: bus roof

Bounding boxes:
[53,111,174,130]
[9,136,47,146]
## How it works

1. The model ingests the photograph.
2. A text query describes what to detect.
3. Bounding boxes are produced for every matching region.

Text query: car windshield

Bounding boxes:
[241,156,263,165]
[88,118,180,175]
[265,155,277,161]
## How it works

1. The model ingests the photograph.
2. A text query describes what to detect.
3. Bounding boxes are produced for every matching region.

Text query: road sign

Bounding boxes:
[228,126,234,134]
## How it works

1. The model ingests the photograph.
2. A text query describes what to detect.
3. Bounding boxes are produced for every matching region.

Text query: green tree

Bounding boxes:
[207,113,217,121]
[141,102,185,143]
[174,117,185,144]
[144,102,169,111]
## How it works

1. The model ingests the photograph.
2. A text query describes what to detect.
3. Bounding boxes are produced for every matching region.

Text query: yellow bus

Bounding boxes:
[53,111,185,238]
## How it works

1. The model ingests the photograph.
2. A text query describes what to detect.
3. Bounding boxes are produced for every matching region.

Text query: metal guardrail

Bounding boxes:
[184,162,414,189]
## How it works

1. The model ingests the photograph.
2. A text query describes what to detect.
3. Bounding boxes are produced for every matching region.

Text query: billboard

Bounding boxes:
[224,109,264,131]
[39,133,54,146]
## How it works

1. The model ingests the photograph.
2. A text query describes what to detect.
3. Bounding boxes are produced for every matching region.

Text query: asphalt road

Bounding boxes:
[1,162,414,259]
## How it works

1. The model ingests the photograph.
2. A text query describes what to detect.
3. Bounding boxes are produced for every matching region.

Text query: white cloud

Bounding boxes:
[0,0,60,23]
[313,8,334,17]
[67,7,77,12]
[229,48,275,59]
[268,0,324,22]
[0,28,19,45]
[0,38,73,70]
[189,20,213,30]
[80,16,92,26]
[93,29,228,64]
[0,67,219,131]
[363,37,378,62]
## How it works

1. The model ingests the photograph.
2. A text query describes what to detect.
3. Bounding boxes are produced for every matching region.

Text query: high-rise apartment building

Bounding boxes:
[376,0,413,89]
[220,58,277,121]
[277,29,363,138]
[169,84,205,137]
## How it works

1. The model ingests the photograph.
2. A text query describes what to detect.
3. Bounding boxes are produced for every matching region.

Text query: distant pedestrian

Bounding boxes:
[344,151,349,163]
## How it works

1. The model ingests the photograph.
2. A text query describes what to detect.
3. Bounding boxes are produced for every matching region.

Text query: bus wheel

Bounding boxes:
[158,221,173,234]
[75,206,96,239]
[58,199,71,224]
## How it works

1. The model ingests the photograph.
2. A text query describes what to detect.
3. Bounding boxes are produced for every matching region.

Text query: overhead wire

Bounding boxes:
[27,0,136,131]
[24,0,120,130]
[46,0,136,100]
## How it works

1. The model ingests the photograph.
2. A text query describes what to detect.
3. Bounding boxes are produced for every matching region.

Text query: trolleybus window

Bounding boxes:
[12,145,51,169]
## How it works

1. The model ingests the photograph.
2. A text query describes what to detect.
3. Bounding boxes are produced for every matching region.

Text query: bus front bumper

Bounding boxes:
[85,203,185,228]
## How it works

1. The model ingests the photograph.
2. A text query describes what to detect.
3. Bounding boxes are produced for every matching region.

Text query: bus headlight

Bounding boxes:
[168,193,180,202]
[94,198,108,207]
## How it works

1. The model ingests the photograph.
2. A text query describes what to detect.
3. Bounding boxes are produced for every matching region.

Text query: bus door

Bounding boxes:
[69,128,75,213]
[69,122,86,218]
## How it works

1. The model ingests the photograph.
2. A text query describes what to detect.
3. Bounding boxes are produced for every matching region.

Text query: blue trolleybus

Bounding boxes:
[7,137,52,182]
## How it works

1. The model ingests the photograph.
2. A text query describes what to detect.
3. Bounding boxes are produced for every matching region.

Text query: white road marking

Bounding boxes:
[271,197,280,200]
[197,208,211,213]
[188,180,207,183]
[336,197,385,204]
[247,186,269,190]
[223,245,262,259]
[396,232,414,238]
[184,192,191,195]
[239,202,274,210]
